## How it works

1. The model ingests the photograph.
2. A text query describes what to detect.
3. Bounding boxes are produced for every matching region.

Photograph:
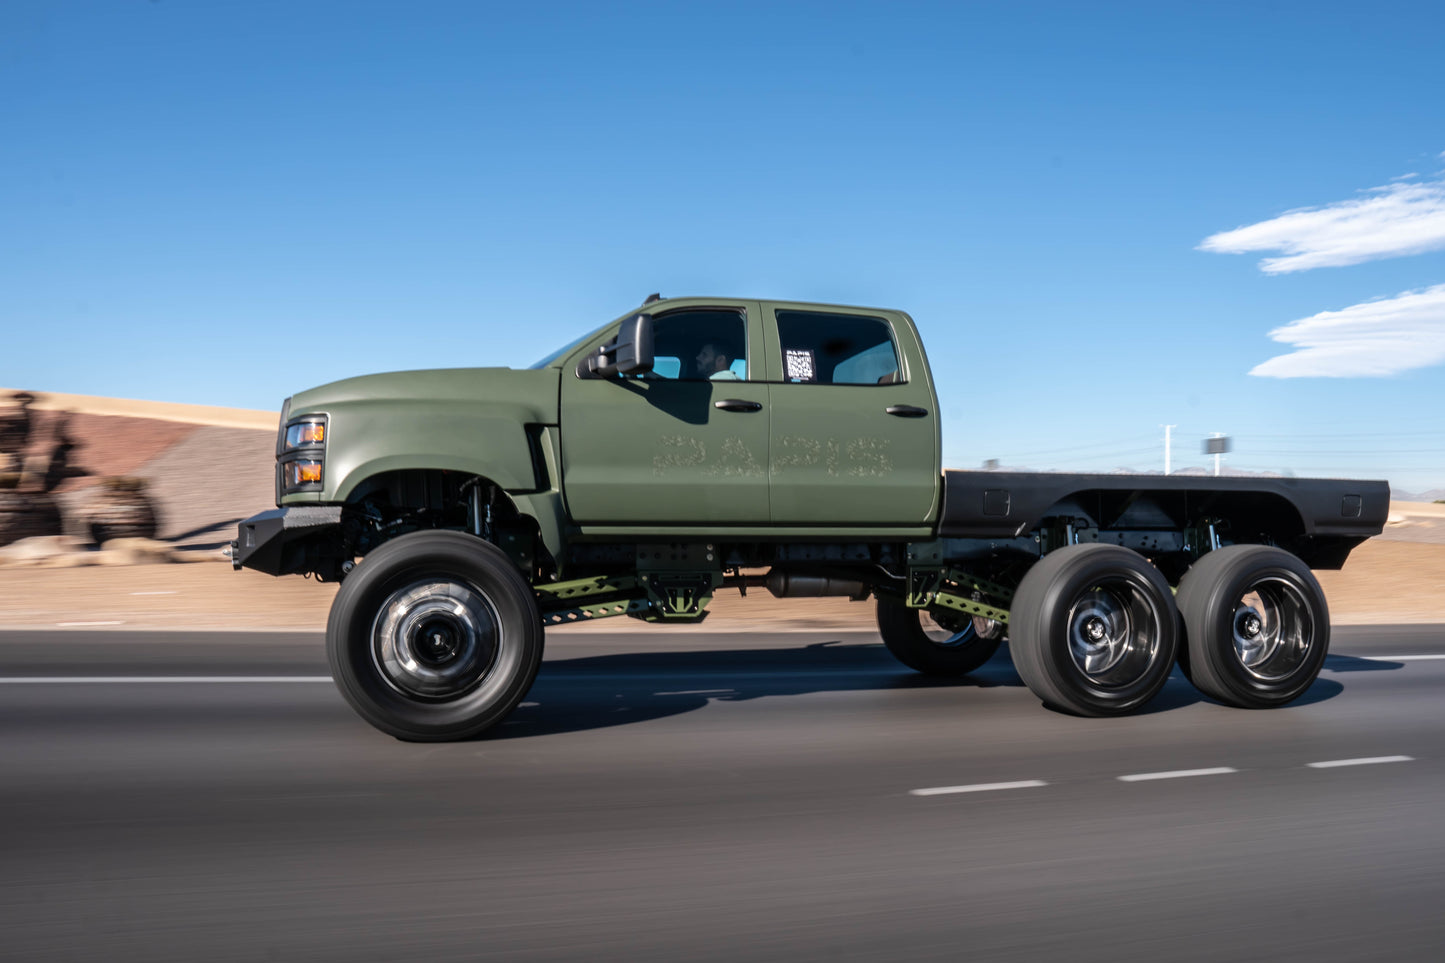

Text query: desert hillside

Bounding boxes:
[1,389,276,549]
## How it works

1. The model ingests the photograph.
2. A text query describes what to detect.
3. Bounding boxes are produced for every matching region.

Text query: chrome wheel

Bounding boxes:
[920,611,977,647]
[1231,577,1311,682]
[876,598,1002,676]
[1065,583,1163,688]
[371,579,500,700]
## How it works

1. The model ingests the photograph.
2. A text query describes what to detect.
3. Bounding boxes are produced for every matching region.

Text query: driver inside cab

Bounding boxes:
[695,340,743,380]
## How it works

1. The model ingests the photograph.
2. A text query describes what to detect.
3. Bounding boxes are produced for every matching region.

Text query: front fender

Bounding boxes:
[301,401,547,501]
[280,367,561,503]
[330,434,538,501]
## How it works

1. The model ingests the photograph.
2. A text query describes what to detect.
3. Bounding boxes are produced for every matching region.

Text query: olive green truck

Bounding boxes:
[233,296,1389,740]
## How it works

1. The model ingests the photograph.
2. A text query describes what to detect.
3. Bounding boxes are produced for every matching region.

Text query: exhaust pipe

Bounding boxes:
[765,572,870,600]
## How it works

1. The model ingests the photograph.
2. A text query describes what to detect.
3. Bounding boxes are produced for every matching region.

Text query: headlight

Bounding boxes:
[278,414,327,495]
[284,419,327,451]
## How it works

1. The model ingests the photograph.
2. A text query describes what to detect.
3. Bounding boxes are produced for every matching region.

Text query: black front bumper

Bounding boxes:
[232,506,343,575]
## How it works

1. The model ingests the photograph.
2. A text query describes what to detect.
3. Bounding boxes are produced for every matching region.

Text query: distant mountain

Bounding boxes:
[1168,467,1288,479]
[972,465,1286,478]
[1393,488,1445,503]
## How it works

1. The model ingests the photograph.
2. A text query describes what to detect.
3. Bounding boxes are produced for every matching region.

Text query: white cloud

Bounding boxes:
[1199,177,1445,273]
[1251,284,1445,377]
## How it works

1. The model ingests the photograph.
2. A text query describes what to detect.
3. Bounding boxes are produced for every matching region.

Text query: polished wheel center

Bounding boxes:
[371,579,501,699]
[415,617,462,666]
[1066,583,1160,688]
[1232,581,1311,682]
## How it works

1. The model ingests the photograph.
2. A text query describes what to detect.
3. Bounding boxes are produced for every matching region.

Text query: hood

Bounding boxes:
[289,366,560,423]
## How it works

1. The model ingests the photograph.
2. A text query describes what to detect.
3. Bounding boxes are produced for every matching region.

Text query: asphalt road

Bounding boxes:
[1,624,1442,962]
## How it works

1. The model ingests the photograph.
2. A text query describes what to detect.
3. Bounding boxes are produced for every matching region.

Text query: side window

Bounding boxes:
[639,309,749,382]
[775,311,900,385]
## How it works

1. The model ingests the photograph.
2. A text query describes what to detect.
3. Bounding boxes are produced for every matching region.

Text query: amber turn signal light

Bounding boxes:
[282,458,323,490]
[285,421,326,449]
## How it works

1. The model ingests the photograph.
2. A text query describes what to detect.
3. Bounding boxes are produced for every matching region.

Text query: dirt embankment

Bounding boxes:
[3,390,279,550]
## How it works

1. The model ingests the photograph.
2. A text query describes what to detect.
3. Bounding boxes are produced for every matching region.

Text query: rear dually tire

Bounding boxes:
[1010,544,1179,716]
[1175,545,1328,709]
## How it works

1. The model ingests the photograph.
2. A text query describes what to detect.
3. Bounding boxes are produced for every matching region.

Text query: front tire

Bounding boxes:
[326,530,543,741]
[1175,545,1328,709]
[877,598,1002,676]
[1010,544,1179,716]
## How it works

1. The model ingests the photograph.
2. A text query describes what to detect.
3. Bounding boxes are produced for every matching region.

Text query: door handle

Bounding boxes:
[714,399,764,412]
[886,405,929,418]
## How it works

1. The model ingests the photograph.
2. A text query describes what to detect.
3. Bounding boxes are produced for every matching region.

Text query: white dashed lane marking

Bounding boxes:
[1306,755,1414,769]
[0,676,332,684]
[913,756,1421,798]
[1117,767,1238,782]
[910,781,1049,797]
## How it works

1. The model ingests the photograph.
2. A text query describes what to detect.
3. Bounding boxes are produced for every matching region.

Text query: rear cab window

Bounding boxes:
[774,310,901,385]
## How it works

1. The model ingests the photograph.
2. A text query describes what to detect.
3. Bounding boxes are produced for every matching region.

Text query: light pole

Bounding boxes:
[1162,424,1175,475]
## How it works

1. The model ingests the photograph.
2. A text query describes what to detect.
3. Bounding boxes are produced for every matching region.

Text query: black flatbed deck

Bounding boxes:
[939,470,1390,568]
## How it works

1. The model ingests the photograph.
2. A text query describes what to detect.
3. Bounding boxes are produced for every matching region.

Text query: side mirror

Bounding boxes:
[583,313,654,377]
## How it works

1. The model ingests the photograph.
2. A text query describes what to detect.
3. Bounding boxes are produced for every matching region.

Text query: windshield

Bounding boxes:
[528,315,625,370]
[528,332,595,370]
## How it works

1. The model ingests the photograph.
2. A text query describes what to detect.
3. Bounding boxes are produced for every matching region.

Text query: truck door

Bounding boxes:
[559,302,772,525]
[764,304,941,525]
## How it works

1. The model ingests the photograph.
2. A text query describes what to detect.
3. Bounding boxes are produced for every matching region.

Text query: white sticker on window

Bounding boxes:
[785,349,816,382]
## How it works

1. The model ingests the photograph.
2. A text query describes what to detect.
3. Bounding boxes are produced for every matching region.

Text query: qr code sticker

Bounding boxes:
[785,349,816,382]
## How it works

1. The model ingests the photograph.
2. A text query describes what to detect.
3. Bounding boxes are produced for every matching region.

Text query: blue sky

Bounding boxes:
[4,1,1445,492]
